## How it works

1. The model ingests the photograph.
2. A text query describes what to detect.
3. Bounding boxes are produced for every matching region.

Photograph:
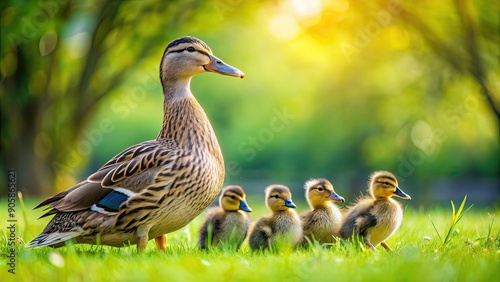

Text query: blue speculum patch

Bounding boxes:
[96,191,129,212]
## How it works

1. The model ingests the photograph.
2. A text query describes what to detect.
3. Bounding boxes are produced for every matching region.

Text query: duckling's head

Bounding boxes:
[265,184,297,212]
[369,171,411,200]
[304,178,345,209]
[219,185,252,212]
[160,36,244,84]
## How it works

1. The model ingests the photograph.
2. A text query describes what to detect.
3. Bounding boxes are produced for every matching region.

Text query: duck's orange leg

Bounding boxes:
[155,235,167,250]
[380,241,393,252]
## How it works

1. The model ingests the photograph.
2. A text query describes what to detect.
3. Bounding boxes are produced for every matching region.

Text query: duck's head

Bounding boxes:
[160,36,244,83]
[304,178,345,208]
[265,184,297,212]
[219,185,252,212]
[369,171,411,200]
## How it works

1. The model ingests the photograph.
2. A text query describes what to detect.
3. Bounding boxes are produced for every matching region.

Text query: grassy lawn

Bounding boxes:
[1,196,499,282]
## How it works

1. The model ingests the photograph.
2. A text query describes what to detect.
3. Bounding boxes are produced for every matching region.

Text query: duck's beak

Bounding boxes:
[203,54,245,78]
[394,187,411,200]
[329,191,345,203]
[239,199,252,212]
[284,198,297,209]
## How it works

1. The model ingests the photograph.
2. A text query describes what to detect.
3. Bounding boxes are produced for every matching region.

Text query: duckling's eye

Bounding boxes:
[230,195,236,200]
[270,195,280,199]
[186,46,196,52]
[317,187,324,192]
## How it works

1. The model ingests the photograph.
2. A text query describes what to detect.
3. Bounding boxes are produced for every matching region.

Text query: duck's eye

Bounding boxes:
[186,46,195,52]
[230,195,236,200]
[270,195,279,199]
[317,187,324,192]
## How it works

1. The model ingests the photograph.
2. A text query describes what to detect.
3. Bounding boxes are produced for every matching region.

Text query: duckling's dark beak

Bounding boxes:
[239,199,252,212]
[203,54,245,78]
[329,191,345,202]
[284,198,297,209]
[394,187,411,200]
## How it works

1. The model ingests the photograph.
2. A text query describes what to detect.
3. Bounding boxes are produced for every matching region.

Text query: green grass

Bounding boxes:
[1,195,499,282]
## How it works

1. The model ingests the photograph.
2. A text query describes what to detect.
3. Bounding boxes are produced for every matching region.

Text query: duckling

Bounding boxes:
[29,36,245,252]
[248,185,302,252]
[197,185,252,250]
[301,178,345,245]
[339,171,411,251]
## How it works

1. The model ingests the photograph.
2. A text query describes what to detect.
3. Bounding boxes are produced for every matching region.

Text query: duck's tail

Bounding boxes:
[28,231,82,247]
[28,211,85,248]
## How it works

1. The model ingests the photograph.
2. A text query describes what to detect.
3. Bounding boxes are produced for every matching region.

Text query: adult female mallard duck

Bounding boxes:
[29,36,244,252]
[197,185,252,250]
[248,184,302,252]
[339,171,411,251]
[301,178,344,245]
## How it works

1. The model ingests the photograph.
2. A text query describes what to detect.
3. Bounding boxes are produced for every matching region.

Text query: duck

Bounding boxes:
[248,184,302,252]
[197,185,252,250]
[300,178,344,245]
[339,171,411,251]
[29,36,245,252]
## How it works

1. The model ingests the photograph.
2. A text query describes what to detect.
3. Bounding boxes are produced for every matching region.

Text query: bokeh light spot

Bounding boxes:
[290,0,322,17]
[269,13,300,40]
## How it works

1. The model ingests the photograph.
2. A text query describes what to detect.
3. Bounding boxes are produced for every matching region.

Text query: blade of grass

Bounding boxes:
[17,191,29,236]
[454,195,467,223]
[451,200,456,224]
[430,218,443,243]
[443,196,472,246]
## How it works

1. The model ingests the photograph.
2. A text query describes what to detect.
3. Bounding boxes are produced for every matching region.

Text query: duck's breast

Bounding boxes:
[304,205,342,242]
[273,211,303,245]
[214,212,248,244]
[367,200,403,246]
[148,153,224,237]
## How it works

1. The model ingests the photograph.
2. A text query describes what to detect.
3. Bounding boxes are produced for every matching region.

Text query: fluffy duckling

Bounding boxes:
[248,185,302,252]
[339,171,411,251]
[301,179,345,245]
[197,185,252,249]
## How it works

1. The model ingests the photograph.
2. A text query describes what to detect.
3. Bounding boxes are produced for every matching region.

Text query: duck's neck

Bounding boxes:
[310,202,332,210]
[374,197,391,202]
[156,78,223,163]
[161,77,193,101]
[274,209,297,215]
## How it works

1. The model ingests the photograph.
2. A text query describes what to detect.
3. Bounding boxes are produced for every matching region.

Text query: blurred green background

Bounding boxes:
[1,0,498,207]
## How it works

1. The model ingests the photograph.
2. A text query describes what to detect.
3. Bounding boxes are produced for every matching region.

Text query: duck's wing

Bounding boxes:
[339,201,377,239]
[34,181,110,217]
[88,140,178,187]
[249,217,273,250]
[352,207,377,237]
[34,140,179,216]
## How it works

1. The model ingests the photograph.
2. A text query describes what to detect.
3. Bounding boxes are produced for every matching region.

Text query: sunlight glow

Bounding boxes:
[269,13,300,40]
[290,0,322,17]
[289,0,323,26]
